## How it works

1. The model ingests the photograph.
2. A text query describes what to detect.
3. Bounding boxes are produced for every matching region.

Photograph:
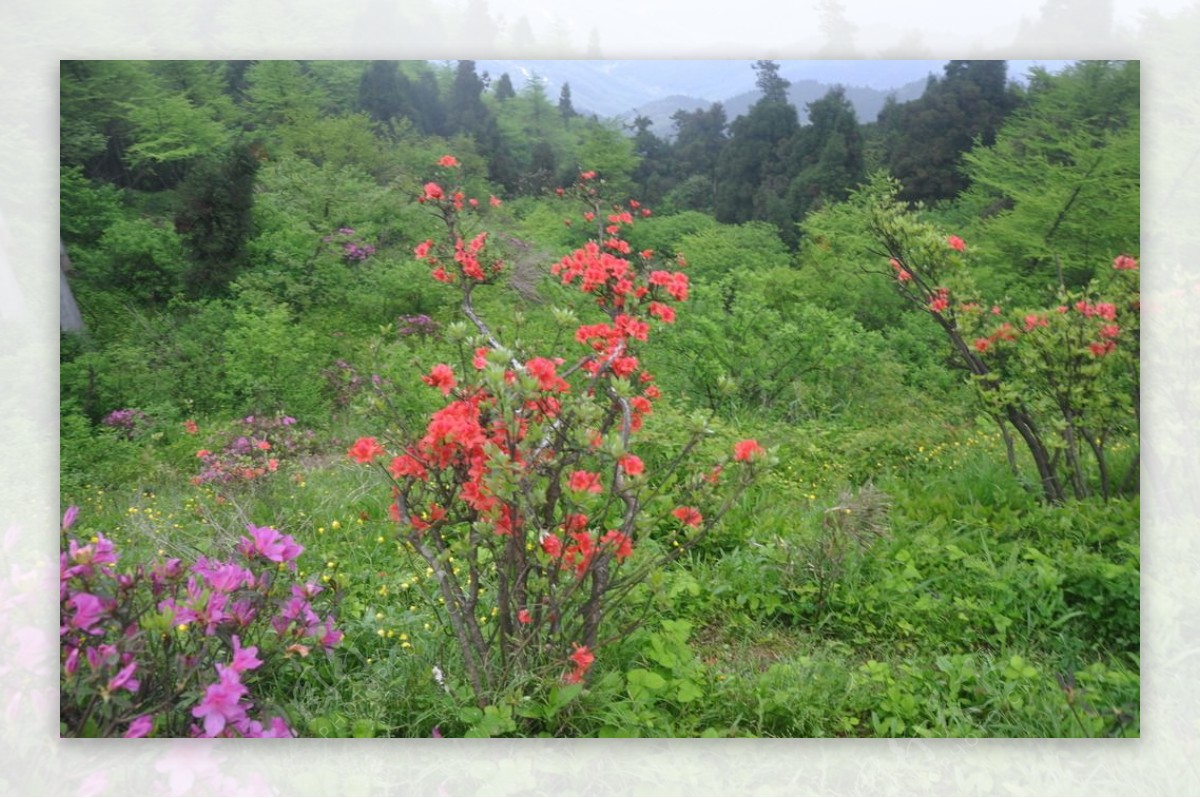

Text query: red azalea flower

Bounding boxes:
[389,453,429,481]
[600,529,633,560]
[618,454,644,476]
[348,437,385,463]
[437,155,460,168]
[672,506,703,528]
[569,470,603,494]
[570,644,595,671]
[733,439,765,462]
[422,364,457,396]
[947,235,966,252]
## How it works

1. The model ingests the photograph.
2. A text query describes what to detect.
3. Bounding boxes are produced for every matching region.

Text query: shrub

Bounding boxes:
[60,509,342,737]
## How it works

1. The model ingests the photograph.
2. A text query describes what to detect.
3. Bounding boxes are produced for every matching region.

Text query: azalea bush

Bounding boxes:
[190,412,319,487]
[860,175,1139,503]
[348,157,769,711]
[60,508,342,737]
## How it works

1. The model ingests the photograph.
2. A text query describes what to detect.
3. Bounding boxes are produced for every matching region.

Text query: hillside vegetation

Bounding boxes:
[59,59,1139,738]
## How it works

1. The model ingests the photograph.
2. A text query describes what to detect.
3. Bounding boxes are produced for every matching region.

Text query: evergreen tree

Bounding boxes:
[410,68,448,136]
[558,82,577,121]
[494,72,516,101]
[716,63,799,230]
[175,141,261,297]
[877,60,1019,203]
[668,103,727,211]
[786,86,866,224]
[447,60,491,135]
[753,59,790,104]
[357,61,414,127]
[629,115,670,204]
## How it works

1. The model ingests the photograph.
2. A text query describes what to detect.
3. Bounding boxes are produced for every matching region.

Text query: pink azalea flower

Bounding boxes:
[230,635,263,673]
[123,715,154,738]
[192,664,249,737]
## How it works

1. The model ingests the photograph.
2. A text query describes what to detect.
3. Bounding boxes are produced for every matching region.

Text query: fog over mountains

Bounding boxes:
[467,59,1069,136]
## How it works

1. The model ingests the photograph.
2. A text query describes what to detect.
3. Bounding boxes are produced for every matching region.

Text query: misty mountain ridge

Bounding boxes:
[468,59,1066,136]
[616,77,929,139]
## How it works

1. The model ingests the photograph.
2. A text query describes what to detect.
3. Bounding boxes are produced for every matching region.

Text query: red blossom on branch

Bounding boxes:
[733,439,766,462]
[347,437,385,464]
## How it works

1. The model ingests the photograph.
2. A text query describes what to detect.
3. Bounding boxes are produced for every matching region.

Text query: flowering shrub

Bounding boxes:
[396,313,440,339]
[864,176,1138,502]
[101,408,152,440]
[192,413,318,486]
[323,226,376,264]
[60,508,342,737]
[349,159,767,709]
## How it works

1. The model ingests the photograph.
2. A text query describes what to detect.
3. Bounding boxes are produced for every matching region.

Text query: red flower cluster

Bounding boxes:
[564,644,595,684]
[1075,300,1117,321]
[348,437,385,463]
[889,257,912,283]
[928,287,950,314]
[422,364,457,396]
[733,439,766,462]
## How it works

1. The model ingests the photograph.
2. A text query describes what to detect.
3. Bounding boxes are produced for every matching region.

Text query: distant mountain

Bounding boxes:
[617,77,930,138]
[471,59,946,117]
[465,59,1067,134]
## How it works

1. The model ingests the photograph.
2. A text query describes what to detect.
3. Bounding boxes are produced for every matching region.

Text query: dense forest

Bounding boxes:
[60,59,1139,738]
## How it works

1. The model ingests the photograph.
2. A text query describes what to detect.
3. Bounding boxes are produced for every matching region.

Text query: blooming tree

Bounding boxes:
[863,175,1139,502]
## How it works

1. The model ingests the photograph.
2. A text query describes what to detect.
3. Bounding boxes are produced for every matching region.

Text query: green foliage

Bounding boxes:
[244,61,328,130]
[72,216,186,304]
[877,60,1020,203]
[221,294,330,418]
[673,220,790,282]
[796,192,910,330]
[576,122,640,196]
[655,267,910,423]
[60,166,124,245]
[623,210,718,258]
[959,60,1139,300]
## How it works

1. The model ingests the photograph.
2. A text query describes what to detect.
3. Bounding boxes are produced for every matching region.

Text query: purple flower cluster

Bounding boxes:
[101,408,151,439]
[397,314,440,338]
[323,226,377,264]
[60,510,342,738]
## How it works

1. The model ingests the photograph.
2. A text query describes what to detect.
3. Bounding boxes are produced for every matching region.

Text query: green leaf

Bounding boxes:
[598,726,641,738]
[627,668,667,701]
[676,679,704,703]
[351,718,377,738]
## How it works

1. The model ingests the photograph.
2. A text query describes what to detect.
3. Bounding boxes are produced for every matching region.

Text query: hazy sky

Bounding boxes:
[478,0,1180,54]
